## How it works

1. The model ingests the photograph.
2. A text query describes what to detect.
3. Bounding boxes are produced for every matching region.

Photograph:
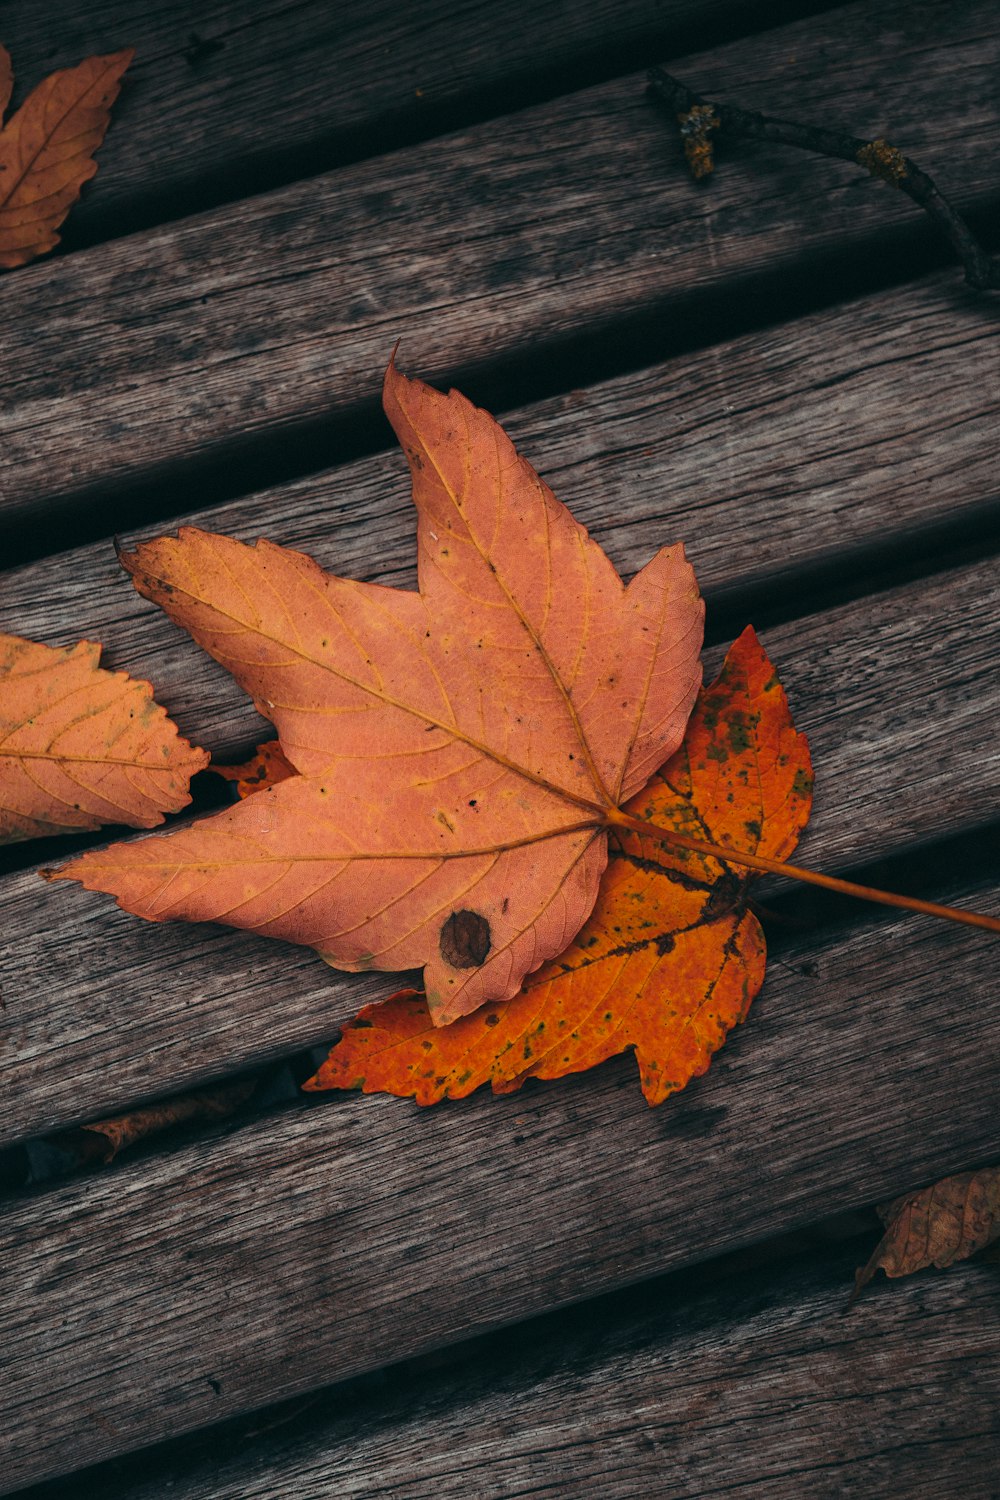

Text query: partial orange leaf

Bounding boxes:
[305,627,812,1106]
[0,631,208,843]
[0,45,133,270]
[53,366,705,1022]
[214,740,297,800]
[852,1167,1000,1302]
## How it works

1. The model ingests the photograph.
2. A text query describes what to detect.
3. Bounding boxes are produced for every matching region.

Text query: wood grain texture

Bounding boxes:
[17,1249,999,1500]
[0,873,997,1490]
[1,266,995,761]
[0,0,996,527]
[1,553,997,1146]
[0,0,782,233]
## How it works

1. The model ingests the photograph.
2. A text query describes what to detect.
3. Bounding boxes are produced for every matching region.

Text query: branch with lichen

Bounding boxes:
[647,66,999,292]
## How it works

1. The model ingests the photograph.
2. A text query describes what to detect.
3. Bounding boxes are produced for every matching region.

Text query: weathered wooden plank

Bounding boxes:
[0,0,792,236]
[0,0,996,531]
[1,872,997,1491]
[1,554,996,1146]
[2,265,995,762]
[16,1248,999,1500]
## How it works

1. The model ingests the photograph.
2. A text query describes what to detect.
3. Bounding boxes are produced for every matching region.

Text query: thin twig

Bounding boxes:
[647,66,999,291]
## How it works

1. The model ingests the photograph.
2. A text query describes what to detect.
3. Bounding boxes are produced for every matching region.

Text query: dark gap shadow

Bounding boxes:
[50,0,842,258]
[0,767,233,882]
[4,205,995,577]
[12,1208,998,1500]
[703,494,1000,647]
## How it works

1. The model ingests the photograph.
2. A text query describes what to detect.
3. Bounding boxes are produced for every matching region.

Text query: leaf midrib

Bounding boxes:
[132,559,613,820]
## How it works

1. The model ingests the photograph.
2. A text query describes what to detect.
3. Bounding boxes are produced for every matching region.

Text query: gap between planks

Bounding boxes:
[0,0,839,249]
[0,867,997,1491]
[0,0,996,541]
[1,263,996,761]
[8,1238,998,1500]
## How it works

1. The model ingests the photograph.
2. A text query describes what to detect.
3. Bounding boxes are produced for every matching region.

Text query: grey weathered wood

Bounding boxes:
[0,873,997,1491]
[1,265,995,761]
[0,0,786,234]
[1,554,996,1147]
[21,1249,999,1500]
[0,0,996,529]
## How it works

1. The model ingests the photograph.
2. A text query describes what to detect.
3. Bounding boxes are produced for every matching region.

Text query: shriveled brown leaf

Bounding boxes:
[0,45,133,269]
[852,1166,1000,1302]
[49,1078,257,1168]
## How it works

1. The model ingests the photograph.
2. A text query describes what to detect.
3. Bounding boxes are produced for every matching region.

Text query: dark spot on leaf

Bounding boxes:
[728,715,752,753]
[440,909,491,968]
[656,933,676,956]
[485,1013,500,1027]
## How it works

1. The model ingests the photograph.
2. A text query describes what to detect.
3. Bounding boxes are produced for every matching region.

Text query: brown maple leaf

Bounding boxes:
[47,1078,258,1170]
[0,43,133,270]
[851,1166,1000,1302]
[305,627,812,1105]
[52,365,706,1021]
[0,631,207,843]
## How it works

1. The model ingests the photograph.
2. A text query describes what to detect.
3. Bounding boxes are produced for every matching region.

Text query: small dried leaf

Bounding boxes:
[0,46,133,270]
[0,631,207,843]
[852,1167,1000,1301]
[49,1079,257,1168]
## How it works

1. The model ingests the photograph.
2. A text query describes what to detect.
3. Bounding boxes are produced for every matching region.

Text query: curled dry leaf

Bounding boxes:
[306,628,812,1105]
[852,1166,1000,1302]
[53,366,705,1023]
[47,1078,258,1169]
[0,43,133,270]
[0,631,207,843]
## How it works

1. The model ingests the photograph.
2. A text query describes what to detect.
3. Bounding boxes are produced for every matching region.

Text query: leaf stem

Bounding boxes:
[604,809,1000,935]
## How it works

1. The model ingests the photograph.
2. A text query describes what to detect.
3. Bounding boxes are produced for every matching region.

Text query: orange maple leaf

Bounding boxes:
[851,1166,1000,1302]
[52,365,705,1022]
[0,631,207,843]
[0,43,133,270]
[305,628,812,1105]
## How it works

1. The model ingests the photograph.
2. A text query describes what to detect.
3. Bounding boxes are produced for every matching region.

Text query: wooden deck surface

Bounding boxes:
[0,1,997,1495]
